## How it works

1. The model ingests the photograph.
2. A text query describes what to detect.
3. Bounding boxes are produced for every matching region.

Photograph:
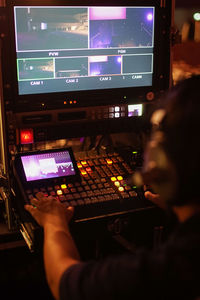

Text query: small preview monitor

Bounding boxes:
[20,149,76,182]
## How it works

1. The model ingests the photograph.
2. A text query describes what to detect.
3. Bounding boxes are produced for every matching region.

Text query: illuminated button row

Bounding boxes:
[78,159,113,168]
[111,176,123,181]
[80,168,92,176]
[77,161,93,176]
[56,184,68,195]
[91,106,126,120]
[108,112,125,119]
[79,160,113,177]
[111,176,125,192]
[110,176,136,195]
[77,161,88,168]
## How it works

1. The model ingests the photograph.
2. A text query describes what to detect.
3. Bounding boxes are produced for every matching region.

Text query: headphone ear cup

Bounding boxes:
[141,131,177,203]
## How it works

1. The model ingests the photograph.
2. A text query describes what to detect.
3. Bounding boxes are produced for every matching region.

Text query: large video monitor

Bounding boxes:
[3,0,172,112]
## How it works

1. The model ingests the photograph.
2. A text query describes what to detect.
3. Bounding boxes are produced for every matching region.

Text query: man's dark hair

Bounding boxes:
[161,75,200,205]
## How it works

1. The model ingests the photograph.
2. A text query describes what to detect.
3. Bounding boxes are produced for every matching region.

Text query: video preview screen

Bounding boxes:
[14,6,155,95]
[21,151,76,182]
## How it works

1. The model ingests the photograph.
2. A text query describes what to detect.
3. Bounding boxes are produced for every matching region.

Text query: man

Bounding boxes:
[25,75,200,300]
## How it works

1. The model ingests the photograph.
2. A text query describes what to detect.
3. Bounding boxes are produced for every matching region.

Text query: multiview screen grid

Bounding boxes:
[14,6,155,95]
[21,151,75,182]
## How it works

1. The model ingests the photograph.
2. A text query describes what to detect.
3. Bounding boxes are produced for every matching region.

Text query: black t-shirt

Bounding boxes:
[60,214,200,300]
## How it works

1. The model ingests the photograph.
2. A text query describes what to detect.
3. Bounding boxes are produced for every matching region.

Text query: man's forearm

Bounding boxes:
[44,224,80,300]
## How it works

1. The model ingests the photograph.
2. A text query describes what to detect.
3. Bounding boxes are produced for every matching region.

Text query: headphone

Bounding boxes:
[133,109,178,204]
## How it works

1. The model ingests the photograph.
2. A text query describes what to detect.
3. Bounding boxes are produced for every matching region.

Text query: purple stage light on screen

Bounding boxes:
[90,7,126,20]
[146,13,153,21]
[117,56,122,63]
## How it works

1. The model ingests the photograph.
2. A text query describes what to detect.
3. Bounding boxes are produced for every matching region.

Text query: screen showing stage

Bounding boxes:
[14,6,155,95]
[21,150,76,181]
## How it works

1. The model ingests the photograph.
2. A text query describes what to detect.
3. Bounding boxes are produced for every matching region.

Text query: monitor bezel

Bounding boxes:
[4,0,172,112]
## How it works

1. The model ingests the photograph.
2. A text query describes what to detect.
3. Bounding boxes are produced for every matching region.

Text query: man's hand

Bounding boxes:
[144,190,167,210]
[25,192,79,300]
[24,192,73,229]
